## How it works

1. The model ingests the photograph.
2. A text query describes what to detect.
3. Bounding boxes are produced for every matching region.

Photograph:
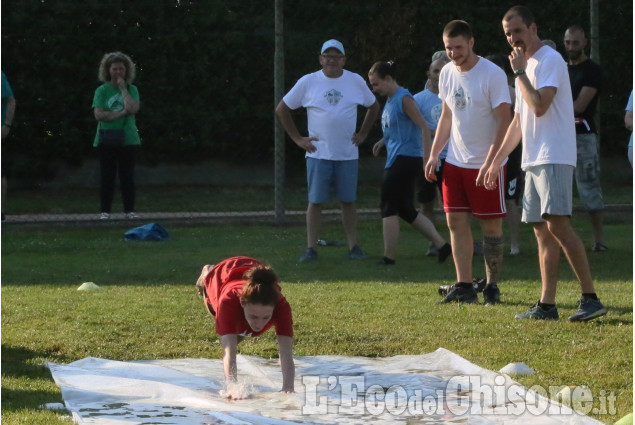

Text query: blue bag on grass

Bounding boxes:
[124,223,169,241]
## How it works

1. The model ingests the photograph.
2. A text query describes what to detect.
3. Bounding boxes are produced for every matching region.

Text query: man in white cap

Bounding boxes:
[276,39,379,263]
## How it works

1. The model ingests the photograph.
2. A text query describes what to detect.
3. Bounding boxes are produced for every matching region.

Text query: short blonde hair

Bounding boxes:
[97,51,136,84]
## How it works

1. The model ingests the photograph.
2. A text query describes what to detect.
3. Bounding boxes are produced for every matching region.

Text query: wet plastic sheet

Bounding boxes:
[47,348,604,424]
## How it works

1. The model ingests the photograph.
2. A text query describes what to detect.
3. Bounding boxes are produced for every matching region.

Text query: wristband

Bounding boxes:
[514,69,526,77]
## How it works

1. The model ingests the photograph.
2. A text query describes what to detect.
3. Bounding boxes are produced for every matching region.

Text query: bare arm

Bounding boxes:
[573,86,598,115]
[625,110,633,132]
[275,100,318,153]
[484,113,522,190]
[477,102,512,186]
[119,84,140,115]
[510,47,556,117]
[372,138,385,157]
[402,95,432,158]
[220,334,239,383]
[425,101,452,181]
[277,335,295,393]
[94,107,127,122]
[352,101,380,146]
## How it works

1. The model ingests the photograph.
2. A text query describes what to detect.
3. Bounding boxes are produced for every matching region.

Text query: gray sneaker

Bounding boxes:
[515,302,559,320]
[426,242,438,256]
[298,247,318,263]
[437,285,478,304]
[568,298,607,322]
[348,244,367,260]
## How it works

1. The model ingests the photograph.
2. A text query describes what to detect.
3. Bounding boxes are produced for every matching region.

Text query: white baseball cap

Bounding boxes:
[321,39,345,55]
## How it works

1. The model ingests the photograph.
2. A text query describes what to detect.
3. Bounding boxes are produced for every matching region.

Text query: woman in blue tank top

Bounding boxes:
[368,61,451,265]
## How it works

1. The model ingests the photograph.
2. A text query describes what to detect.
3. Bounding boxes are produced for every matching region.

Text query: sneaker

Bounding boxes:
[437,243,452,263]
[472,278,487,293]
[377,256,395,265]
[509,246,520,255]
[568,298,608,322]
[483,283,500,305]
[515,301,559,320]
[100,212,110,220]
[126,212,140,219]
[438,278,485,296]
[298,247,318,263]
[591,242,608,252]
[437,284,478,304]
[426,242,438,256]
[348,244,367,260]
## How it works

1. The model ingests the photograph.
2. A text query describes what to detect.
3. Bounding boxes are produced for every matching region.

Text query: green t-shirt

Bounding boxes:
[92,83,141,147]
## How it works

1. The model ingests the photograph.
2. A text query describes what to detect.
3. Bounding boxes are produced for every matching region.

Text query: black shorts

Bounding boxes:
[417,159,445,204]
[381,155,422,223]
[505,145,524,202]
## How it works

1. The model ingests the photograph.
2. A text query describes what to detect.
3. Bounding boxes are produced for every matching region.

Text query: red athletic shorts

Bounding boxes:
[442,162,507,219]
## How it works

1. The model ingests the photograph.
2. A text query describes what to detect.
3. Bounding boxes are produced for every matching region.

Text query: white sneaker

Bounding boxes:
[126,212,140,219]
[100,212,110,220]
[509,246,520,255]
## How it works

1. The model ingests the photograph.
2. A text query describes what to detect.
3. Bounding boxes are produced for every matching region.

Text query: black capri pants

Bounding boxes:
[380,155,423,223]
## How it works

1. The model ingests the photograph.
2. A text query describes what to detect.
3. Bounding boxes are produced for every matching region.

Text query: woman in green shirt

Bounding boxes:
[92,52,141,219]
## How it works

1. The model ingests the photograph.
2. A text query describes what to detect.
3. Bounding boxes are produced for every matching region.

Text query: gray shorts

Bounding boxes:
[522,164,574,223]
[575,133,604,211]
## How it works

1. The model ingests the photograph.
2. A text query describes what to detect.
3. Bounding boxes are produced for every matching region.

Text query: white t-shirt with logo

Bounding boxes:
[283,69,376,160]
[438,57,511,169]
[516,46,576,168]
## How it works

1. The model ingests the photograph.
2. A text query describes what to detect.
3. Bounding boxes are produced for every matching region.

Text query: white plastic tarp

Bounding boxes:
[46,347,604,424]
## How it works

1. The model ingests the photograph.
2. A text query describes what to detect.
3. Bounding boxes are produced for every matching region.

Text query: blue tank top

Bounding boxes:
[381,87,423,168]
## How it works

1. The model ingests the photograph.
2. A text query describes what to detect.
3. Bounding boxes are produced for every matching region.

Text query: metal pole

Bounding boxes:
[273,0,285,223]
[589,0,600,135]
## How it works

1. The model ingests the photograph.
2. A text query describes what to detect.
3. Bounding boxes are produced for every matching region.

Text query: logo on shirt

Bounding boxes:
[381,109,391,129]
[107,94,125,111]
[453,86,468,111]
[430,103,442,124]
[324,89,343,106]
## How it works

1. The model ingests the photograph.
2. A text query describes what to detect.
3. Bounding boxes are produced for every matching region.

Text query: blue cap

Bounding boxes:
[321,39,345,55]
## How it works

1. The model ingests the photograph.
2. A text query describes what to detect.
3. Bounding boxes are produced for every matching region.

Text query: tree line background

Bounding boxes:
[1,0,632,184]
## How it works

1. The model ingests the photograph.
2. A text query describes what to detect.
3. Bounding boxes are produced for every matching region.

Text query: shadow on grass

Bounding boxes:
[1,345,67,411]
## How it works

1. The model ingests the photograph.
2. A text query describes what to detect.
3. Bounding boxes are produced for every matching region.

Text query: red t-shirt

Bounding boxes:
[204,256,293,337]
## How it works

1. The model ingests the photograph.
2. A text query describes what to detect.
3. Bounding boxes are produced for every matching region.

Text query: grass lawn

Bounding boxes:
[1,216,632,424]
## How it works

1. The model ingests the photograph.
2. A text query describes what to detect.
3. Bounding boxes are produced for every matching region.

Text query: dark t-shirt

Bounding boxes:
[567,59,602,133]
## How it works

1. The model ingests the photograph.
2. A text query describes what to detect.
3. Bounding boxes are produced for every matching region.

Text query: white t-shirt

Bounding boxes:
[438,57,511,169]
[283,70,376,160]
[516,46,576,168]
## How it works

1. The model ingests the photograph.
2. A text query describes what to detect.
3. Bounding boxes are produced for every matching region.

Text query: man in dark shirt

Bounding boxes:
[564,25,606,252]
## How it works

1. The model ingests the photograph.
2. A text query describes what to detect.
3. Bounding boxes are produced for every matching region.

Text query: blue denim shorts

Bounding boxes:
[306,158,358,204]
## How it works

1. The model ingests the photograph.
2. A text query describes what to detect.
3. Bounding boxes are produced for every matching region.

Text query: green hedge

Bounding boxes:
[1,0,632,183]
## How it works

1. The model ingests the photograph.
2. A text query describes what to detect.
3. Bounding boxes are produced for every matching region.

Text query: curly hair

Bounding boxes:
[97,51,136,84]
[239,265,280,306]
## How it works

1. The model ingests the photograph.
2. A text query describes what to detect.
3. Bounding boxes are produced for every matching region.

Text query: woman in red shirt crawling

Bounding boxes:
[196,256,294,398]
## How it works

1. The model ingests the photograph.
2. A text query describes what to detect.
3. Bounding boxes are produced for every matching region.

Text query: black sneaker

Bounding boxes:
[377,256,395,265]
[438,278,485,296]
[483,283,500,305]
[437,284,478,304]
[348,244,367,260]
[515,301,559,320]
[473,278,486,293]
[298,247,318,263]
[437,243,452,263]
[568,298,608,322]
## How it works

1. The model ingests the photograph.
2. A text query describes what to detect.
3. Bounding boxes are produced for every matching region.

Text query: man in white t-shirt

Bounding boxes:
[425,20,511,305]
[484,5,607,322]
[275,39,379,263]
